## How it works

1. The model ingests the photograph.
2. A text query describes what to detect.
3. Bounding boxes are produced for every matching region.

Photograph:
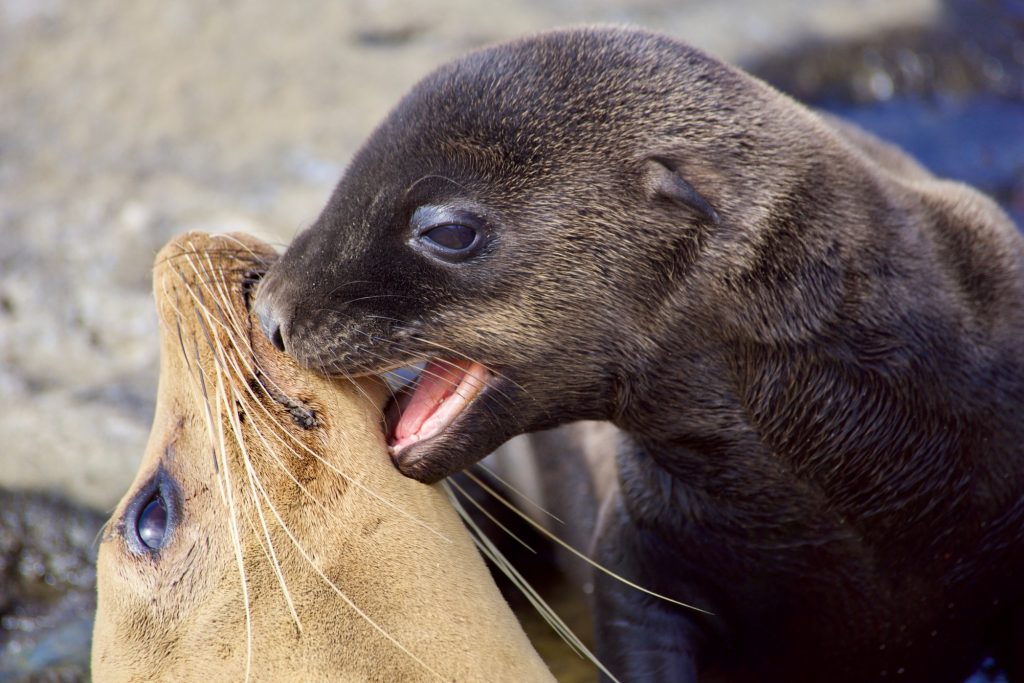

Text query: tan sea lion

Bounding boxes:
[90,232,555,682]
[253,26,1024,683]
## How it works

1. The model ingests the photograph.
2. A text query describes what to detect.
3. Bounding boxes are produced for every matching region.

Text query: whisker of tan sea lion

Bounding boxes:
[172,244,550,680]
[232,385,304,634]
[200,251,258,344]
[93,519,113,549]
[240,405,332,509]
[190,315,224,476]
[228,390,424,653]
[445,482,623,683]
[214,233,278,267]
[183,249,454,674]
[168,260,452,541]
[446,477,538,554]
[197,311,255,683]
[182,250,291,676]
[188,248,253,349]
[180,252,317,425]
[474,461,565,526]
[239,360,454,541]
[236,363,453,543]
[208,326,304,635]
[160,269,258,292]
[188,251,310,637]
[156,264,265,301]
[232,429,448,682]
[152,246,268,272]
[233,459,305,637]
[172,294,194,374]
[158,276,222,475]
[156,237,274,272]
[463,471,713,616]
[214,329,360,527]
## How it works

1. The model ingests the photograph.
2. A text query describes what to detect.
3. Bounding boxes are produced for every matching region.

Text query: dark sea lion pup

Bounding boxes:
[255,26,1024,683]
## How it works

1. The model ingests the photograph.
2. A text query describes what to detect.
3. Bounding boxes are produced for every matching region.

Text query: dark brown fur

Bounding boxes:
[255,27,1024,682]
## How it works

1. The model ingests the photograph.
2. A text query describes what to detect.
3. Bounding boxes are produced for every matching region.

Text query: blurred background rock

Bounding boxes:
[0,0,1020,680]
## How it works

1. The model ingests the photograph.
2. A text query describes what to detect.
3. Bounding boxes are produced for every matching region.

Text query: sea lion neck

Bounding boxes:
[609,315,762,465]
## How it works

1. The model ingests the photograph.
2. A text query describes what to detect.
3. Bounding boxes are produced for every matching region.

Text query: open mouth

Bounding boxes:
[385,359,492,454]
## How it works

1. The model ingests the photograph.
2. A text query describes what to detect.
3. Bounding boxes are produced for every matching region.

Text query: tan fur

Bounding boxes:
[91,232,553,682]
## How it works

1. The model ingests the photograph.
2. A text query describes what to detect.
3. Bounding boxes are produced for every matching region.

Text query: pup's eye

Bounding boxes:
[409,206,487,263]
[137,494,169,550]
[422,224,478,251]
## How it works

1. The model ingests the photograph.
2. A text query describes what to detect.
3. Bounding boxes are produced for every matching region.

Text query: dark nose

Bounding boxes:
[254,297,287,353]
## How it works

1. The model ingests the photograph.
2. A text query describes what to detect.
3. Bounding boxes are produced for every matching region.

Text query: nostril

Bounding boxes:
[256,301,287,353]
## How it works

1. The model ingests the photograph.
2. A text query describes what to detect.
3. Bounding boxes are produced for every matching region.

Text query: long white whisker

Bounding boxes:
[475,462,564,526]
[197,306,254,682]
[222,353,303,634]
[243,444,447,682]
[169,262,452,542]
[444,481,622,683]
[463,471,713,615]
[446,477,538,555]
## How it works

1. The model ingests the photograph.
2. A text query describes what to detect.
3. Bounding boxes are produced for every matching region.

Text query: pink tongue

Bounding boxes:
[393,359,472,442]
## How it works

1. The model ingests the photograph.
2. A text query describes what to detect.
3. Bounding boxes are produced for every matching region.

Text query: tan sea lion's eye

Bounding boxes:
[137,495,169,550]
[122,472,178,554]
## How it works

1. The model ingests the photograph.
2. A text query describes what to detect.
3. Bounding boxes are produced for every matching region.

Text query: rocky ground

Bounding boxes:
[1,0,1021,680]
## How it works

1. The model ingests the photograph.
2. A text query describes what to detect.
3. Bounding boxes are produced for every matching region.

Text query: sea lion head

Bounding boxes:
[92,232,552,682]
[255,26,789,482]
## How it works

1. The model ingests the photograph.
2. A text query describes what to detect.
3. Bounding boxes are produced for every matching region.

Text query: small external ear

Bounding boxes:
[642,156,720,226]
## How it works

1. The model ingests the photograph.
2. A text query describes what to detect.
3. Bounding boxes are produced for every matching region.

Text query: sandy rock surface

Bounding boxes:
[0,0,939,511]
